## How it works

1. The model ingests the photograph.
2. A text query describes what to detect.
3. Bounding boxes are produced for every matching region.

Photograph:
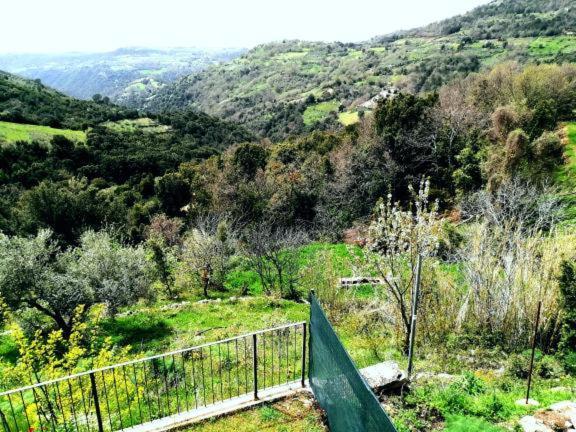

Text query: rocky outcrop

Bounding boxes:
[519,401,576,432]
[360,361,407,391]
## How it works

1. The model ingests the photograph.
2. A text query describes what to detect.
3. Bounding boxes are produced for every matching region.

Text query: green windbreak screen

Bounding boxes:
[309,294,397,432]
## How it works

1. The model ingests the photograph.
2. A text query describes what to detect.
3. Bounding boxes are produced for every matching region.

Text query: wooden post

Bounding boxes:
[526,301,542,404]
[407,254,422,380]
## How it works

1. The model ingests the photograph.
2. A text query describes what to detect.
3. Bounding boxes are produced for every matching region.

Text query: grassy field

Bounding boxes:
[0,121,86,145]
[302,101,339,126]
[559,122,576,184]
[185,395,326,432]
[102,117,171,134]
[338,111,359,126]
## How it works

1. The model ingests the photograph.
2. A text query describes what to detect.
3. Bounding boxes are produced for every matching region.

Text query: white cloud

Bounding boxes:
[0,0,489,53]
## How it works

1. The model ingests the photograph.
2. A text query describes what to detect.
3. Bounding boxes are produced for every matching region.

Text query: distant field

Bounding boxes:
[102,117,171,134]
[303,101,339,126]
[0,121,86,145]
[338,111,359,126]
[556,122,576,187]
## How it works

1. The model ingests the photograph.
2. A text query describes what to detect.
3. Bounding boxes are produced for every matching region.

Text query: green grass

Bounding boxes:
[396,371,576,431]
[102,118,171,134]
[554,122,576,189]
[101,296,309,355]
[338,111,359,126]
[302,101,339,126]
[184,395,326,431]
[0,121,86,145]
[444,415,504,431]
[529,36,576,57]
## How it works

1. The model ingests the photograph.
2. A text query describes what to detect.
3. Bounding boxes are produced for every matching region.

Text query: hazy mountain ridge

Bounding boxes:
[0,47,246,103]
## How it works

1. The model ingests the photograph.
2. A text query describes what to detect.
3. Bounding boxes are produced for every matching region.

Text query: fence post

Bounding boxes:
[89,372,105,432]
[301,322,307,388]
[526,300,542,404]
[252,333,258,400]
[407,254,422,380]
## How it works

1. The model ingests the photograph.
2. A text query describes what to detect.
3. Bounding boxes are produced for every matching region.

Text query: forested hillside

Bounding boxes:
[0,47,245,104]
[0,71,138,129]
[143,0,576,140]
[0,72,254,243]
[408,0,575,38]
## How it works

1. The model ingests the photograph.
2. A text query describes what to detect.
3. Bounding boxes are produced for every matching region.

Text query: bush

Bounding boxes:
[562,351,576,375]
[507,351,563,379]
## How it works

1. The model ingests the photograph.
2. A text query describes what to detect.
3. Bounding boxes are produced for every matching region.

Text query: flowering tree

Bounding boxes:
[367,180,443,352]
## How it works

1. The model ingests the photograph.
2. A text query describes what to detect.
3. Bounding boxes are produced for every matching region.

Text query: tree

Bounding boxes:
[366,180,443,352]
[558,260,576,354]
[155,173,191,216]
[243,225,308,300]
[179,216,236,297]
[0,230,153,338]
[232,143,268,179]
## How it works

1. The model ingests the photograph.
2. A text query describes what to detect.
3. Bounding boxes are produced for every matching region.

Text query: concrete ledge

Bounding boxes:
[124,381,311,432]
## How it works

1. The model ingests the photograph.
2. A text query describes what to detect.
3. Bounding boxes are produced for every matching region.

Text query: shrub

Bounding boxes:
[562,351,576,375]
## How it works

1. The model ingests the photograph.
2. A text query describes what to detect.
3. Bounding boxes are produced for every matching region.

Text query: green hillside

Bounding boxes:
[556,122,576,188]
[143,0,576,140]
[0,121,86,145]
[409,0,575,39]
[0,71,137,130]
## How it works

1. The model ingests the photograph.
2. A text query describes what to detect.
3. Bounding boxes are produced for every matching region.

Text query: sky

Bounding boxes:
[0,0,490,54]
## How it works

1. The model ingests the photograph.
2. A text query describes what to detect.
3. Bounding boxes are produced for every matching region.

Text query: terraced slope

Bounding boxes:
[143,0,576,140]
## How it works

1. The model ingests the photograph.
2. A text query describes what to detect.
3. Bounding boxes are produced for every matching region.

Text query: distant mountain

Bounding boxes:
[141,0,576,140]
[0,47,245,103]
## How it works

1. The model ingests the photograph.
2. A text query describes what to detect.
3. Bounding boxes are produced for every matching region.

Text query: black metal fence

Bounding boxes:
[309,293,397,432]
[0,322,307,431]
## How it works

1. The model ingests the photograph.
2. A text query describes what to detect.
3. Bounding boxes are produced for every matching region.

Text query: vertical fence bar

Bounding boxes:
[252,333,258,400]
[89,372,105,432]
[301,322,307,388]
[526,300,542,404]
[0,322,306,432]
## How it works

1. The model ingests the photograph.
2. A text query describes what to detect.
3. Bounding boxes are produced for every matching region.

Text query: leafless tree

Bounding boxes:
[459,179,563,233]
[243,225,309,300]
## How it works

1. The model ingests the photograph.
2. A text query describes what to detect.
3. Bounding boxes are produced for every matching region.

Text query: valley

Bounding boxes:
[0,0,575,431]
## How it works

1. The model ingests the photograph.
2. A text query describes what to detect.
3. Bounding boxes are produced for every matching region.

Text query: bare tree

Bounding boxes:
[459,179,563,232]
[243,225,308,300]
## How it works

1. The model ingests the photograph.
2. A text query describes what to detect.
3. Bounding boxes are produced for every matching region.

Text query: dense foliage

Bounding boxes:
[0,71,138,129]
[411,0,576,39]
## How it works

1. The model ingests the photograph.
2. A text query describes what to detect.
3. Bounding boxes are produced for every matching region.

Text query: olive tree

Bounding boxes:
[179,216,236,297]
[0,230,154,338]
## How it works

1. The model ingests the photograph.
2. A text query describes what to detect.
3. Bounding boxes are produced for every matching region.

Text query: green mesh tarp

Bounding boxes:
[309,294,397,432]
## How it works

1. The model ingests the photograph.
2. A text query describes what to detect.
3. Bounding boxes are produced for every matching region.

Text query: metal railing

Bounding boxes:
[0,322,307,431]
